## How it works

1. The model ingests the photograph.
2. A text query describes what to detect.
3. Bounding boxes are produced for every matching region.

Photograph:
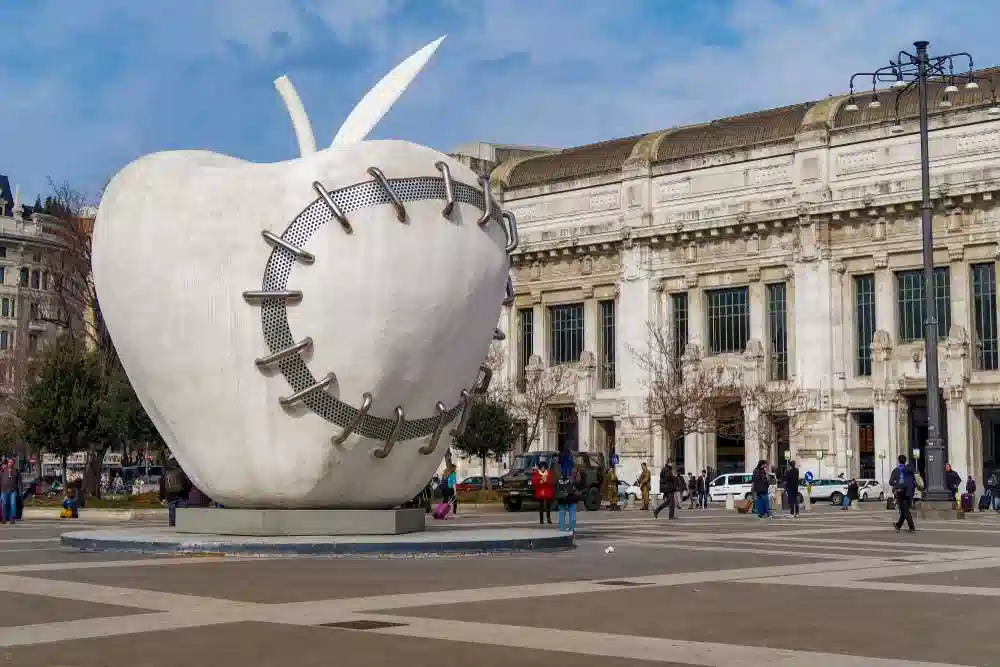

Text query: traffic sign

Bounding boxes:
[804,471,814,483]
[610,455,620,466]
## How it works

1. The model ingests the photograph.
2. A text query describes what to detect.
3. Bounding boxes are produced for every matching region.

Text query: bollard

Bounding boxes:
[725,493,735,510]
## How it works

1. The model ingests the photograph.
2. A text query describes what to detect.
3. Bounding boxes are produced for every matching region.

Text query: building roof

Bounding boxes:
[499,67,1000,189]
[0,175,39,218]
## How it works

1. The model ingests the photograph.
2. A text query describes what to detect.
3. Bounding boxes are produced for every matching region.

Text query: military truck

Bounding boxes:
[500,450,607,512]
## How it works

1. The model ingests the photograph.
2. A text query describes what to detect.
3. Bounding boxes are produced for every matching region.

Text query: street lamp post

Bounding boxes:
[878,451,888,487]
[845,42,1000,504]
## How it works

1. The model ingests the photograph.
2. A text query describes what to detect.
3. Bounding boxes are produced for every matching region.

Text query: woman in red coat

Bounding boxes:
[532,460,556,525]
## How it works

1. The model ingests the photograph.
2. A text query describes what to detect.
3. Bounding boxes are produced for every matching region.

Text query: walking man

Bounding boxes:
[0,459,20,525]
[653,464,676,520]
[784,460,800,517]
[696,471,707,509]
[687,473,696,509]
[889,454,917,532]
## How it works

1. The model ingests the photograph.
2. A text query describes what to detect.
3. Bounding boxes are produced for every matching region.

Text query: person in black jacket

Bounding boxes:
[751,460,771,519]
[784,461,800,517]
[653,464,677,520]
[945,463,962,503]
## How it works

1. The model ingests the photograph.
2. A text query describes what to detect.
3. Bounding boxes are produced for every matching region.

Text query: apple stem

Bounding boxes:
[274,75,317,157]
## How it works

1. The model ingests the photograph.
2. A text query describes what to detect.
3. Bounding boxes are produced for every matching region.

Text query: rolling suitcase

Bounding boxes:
[980,493,992,511]
[432,502,451,520]
[886,496,896,511]
[961,493,974,513]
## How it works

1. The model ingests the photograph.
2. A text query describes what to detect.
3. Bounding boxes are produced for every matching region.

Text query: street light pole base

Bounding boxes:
[917,500,965,520]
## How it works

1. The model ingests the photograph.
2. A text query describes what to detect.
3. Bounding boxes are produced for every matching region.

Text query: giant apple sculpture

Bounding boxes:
[92,37,517,509]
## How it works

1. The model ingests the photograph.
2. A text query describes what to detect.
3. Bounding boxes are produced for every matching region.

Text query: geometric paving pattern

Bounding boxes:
[0,508,998,666]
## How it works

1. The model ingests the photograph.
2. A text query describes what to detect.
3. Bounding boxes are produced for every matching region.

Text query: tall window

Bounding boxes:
[18,268,27,287]
[27,333,38,355]
[29,270,39,289]
[766,282,788,381]
[0,299,9,319]
[972,263,998,371]
[516,308,533,391]
[896,267,950,343]
[549,303,584,365]
[0,331,9,350]
[707,287,750,354]
[0,267,5,285]
[671,293,689,364]
[29,303,38,321]
[598,300,616,389]
[854,274,876,377]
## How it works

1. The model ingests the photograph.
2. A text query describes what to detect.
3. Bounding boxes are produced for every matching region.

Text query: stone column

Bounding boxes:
[583,288,598,359]
[873,389,897,487]
[946,390,971,480]
[831,263,847,388]
[531,295,547,364]
[686,275,704,348]
[743,400,762,470]
[834,410,849,476]
[873,256,895,345]
[576,400,592,453]
[684,432,699,476]
[949,250,969,335]
[749,278,765,349]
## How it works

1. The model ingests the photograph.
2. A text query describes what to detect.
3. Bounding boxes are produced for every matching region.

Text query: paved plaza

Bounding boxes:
[0,505,996,665]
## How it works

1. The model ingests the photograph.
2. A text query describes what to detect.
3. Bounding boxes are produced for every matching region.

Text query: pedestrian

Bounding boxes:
[687,473,696,509]
[159,457,191,528]
[945,463,962,504]
[784,460,800,517]
[696,471,707,509]
[988,469,1000,511]
[532,460,555,525]
[0,459,20,525]
[966,475,977,511]
[653,464,677,520]
[889,454,917,532]
[845,478,859,510]
[636,462,651,511]
[752,460,771,519]
[440,452,458,515]
[556,466,580,532]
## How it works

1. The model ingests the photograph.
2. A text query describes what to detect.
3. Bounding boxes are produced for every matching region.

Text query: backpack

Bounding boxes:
[915,472,925,492]
[989,473,998,489]
[164,469,185,495]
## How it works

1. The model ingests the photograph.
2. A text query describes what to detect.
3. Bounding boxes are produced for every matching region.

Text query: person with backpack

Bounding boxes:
[159,457,191,527]
[889,454,917,532]
[987,470,1000,511]
[556,466,581,532]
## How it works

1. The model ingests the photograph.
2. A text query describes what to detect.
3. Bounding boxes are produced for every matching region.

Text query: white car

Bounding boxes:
[615,480,643,501]
[804,478,848,504]
[709,472,778,502]
[858,479,886,501]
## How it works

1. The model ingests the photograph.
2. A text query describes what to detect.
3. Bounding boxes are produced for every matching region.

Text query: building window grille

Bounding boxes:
[671,293,689,366]
[972,263,998,371]
[549,303,584,365]
[599,300,616,389]
[18,268,28,287]
[854,274,876,376]
[707,287,749,355]
[896,268,950,343]
[766,282,788,381]
[517,308,533,391]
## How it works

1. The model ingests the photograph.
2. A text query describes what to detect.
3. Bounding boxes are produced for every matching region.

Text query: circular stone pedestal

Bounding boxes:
[60,527,573,556]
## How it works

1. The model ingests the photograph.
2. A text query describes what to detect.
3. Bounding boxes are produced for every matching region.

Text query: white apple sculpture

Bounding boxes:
[92,37,517,509]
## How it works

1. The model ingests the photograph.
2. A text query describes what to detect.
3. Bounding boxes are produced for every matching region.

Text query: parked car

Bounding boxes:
[858,479,886,501]
[708,472,779,503]
[500,451,607,512]
[803,478,849,505]
[454,476,503,492]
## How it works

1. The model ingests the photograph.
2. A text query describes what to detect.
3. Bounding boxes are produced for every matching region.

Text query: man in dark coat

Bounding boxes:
[889,454,917,532]
[784,461,800,517]
[653,464,677,520]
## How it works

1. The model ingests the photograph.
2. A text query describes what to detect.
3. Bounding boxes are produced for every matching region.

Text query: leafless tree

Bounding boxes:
[630,321,736,466]
[724,380,814,469]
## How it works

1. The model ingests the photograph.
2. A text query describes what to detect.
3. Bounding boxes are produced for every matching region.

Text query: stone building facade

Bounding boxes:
[0,176,83,414]
[491,76,1000,488]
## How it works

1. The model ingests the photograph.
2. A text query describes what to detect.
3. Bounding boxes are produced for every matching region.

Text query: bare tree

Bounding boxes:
[630,321,735,466]
[725,380,814,469]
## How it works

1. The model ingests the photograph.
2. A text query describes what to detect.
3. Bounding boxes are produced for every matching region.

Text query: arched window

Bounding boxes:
[30,270,40,289]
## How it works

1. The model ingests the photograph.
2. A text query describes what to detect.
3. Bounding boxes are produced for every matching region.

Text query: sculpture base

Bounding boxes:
[59,526,573,556]
[175,508,425,536]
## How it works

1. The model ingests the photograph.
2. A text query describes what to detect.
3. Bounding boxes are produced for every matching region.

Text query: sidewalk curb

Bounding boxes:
[22,508,166,521]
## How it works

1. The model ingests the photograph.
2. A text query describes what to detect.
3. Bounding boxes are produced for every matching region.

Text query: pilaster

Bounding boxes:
[873,389,898,487]
[873,258,896,346]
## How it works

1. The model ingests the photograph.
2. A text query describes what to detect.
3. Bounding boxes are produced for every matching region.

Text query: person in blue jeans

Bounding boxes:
[751,460,771,519]
[556,468,579,532]
[0,458,21,524]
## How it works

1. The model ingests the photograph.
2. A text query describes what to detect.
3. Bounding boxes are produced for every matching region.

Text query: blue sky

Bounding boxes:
[3,0,1000,203]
